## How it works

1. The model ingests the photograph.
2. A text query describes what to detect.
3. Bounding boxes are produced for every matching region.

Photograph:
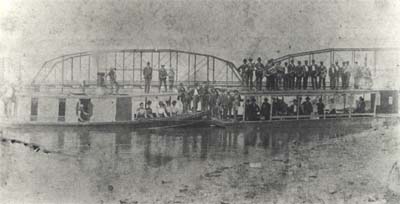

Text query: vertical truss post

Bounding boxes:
[61,56,65,92]
[88,55,91,81]
[352,51,355,65]
[212,58,215,84]
[373,50,377,74]
[132,51,135,83]
[225,62,228,87]
[71,57,74,81]
[122,51,125,85]
[231,65,234,82]
[151,52,154,70]
[206,56,209,83]
[188,54,190,86]
[169,51,172,69]
[79,54,82,80]
[194,55,197,82]
[158,50,161,70]
[114,52,117,69]
[140,52,143,82]
[176,52,179,82]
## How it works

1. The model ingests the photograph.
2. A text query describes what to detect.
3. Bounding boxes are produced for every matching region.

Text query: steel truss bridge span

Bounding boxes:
[31,49,241,88]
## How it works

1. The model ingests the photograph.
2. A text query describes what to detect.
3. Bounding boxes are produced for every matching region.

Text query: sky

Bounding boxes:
[1,0,400,81]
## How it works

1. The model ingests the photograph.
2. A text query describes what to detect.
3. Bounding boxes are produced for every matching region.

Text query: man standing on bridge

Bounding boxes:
[159,65,168,92]
[295,61,303,89]
[107,68,119,94]
[143,62,153,93]
[238,59,248,87]
[247,58,255,89]
[255,57,264,91]
[303,60,310,89]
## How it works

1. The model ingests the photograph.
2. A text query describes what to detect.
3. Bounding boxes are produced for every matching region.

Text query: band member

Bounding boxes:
[143,62,153,93]
[328,63,337,89]
[247,58,255,89]
[319,61,327,89]
[255,57,264,91]
[310,59,318,89]
[288,59,295,89]
[283,62,289,90]
[275,61,284,90]
[340,61,346,89]
[260,98,271,120]
[107,68,119,94]
[303,60,309,89]
[344,61,351,89]
[334,61,341,89]
[295,61,303,89]
[159,65,168,92]
[238,59,248,87]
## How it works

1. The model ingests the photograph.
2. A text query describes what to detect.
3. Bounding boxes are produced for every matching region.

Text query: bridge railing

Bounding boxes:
[274,47,400,74]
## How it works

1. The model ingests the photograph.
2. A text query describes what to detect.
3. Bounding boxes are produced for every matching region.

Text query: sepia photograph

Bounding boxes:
[1,0,400,203]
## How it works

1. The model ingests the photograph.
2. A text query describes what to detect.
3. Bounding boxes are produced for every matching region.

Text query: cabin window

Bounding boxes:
[58,98,66,122]
[30,97,38,121]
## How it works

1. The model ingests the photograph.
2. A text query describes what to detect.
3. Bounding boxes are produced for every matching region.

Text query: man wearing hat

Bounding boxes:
[303,60,310,89]
[238,59,249,87]
[260,98,271,120]
[143,62,153,93]
[310,59,318,89]
[248,96,260,121]
[328,63,337,89]
[247,58,255,89]
[302,96,313,115]
[295,61,303,89]
[107,67,119,94]
[319,61,327,90]
[159,65,168,92]
[288,60,296,89]
[255,57,264,91]
[316,98,325,116]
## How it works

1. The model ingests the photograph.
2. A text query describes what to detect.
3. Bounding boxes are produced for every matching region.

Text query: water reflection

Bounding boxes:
[2,125,368,171]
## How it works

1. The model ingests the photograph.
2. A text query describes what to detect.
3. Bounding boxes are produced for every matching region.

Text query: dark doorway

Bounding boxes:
[30,97,38,121]
[116,97,132,121]
[58,98,66,122]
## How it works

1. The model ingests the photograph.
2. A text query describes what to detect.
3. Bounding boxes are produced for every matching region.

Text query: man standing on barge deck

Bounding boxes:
[107,68,119,94]
[143,62,153,93]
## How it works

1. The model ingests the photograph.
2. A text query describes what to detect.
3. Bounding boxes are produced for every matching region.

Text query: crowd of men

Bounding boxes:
[167,81,368,121]
[238,57,372,90]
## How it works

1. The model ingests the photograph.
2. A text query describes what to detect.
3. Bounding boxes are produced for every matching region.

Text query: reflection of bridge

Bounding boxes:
[30,47,400,91]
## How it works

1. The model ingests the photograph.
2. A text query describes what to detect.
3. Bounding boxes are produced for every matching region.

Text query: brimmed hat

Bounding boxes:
[306,96,310,100]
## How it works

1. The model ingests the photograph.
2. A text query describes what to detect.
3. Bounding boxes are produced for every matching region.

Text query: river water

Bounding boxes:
[0,125,370,203]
